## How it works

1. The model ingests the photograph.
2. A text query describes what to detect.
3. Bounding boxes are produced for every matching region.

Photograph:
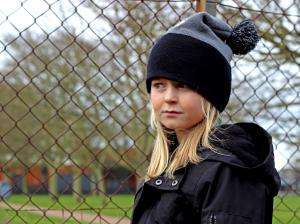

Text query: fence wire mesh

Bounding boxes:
[0,0,299,223]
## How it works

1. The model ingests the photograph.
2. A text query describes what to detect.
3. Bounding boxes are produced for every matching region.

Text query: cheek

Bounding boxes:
[150,92,162,110]
[184,101,201,111]
[181,94,203,115]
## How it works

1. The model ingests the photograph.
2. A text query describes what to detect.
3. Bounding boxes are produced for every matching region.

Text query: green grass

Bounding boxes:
[3,194,133,217]
[1,194,299,223]
[273,195,300,224]
[0,209,89,224]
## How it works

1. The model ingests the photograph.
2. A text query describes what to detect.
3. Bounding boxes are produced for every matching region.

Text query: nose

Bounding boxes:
[164,85,178,103]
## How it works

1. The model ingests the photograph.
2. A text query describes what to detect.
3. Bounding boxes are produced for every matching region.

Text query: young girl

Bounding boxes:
[131,12,281,224]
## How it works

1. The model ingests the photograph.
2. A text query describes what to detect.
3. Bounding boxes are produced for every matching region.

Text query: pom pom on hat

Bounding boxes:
[227,19,260,55]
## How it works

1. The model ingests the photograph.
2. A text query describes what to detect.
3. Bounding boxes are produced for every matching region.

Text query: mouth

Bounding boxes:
[163,110,183,114]
[163,111,183,116]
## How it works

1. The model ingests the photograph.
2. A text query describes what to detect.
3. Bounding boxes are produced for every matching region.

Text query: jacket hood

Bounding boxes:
[166,122,281,196]
[201,122,281,196]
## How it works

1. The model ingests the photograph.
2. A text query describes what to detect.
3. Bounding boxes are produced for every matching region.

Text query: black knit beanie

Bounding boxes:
[146,12,259,112]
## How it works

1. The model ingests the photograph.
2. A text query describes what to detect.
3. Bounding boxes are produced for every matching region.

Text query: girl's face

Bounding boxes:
[150,78,205,131]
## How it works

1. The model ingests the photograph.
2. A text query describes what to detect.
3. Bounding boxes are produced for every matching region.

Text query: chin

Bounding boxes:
[161,122,182,130]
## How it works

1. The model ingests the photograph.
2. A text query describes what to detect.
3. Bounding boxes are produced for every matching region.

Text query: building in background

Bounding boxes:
[0,163,137,195]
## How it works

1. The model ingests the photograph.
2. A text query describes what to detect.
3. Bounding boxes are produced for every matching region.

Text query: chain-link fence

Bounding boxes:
[0,0,299,223]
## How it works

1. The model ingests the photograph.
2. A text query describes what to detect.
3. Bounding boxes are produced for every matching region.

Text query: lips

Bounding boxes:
[163,110,182,114]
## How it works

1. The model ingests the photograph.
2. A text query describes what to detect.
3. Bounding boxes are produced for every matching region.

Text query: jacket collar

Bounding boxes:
[145,165,188,191]
[132,166,188,223]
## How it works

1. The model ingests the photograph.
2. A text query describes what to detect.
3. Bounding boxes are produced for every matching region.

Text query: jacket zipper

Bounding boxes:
[209,213,217,224]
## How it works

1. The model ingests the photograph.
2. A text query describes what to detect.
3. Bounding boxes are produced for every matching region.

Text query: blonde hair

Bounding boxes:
[145,96,223,181]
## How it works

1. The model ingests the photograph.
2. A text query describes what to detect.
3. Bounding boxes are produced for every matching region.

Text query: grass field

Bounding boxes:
[4,194,133,217]
[0,194,299,223]
[273,195,300,224]
[0,209,89,224]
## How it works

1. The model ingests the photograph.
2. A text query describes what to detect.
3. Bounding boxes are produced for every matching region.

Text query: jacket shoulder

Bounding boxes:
[183,157,268,201]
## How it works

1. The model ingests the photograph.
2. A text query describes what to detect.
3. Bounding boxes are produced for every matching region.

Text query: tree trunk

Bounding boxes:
[47,163,58,201]
[73,165,82,202]
[93,165,109,206]
[91,173,98,195]
[22,168,28,194]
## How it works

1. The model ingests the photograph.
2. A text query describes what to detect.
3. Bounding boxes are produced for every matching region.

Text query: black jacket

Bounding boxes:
[131,122,281,224]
